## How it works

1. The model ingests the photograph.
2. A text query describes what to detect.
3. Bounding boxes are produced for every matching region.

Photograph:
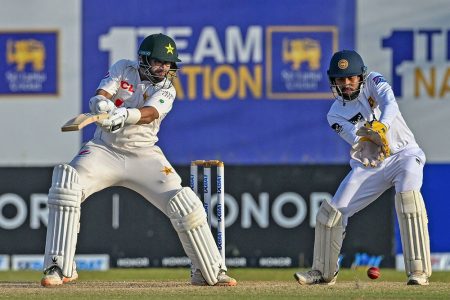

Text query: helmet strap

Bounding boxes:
[138,55,178,88]
[330,75,365,102]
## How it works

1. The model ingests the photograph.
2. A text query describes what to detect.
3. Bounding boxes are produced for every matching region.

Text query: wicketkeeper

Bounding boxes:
[41,33,236,287]
[294,50,431,286]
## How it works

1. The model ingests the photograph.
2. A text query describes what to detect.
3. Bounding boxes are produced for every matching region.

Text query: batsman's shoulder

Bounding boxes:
[155,84,177,101]
[111,59,138,71]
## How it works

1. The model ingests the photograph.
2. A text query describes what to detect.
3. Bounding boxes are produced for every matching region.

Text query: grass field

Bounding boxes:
[1,268,449,299]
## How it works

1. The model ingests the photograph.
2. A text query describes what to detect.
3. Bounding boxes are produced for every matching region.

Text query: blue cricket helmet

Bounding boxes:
[327,50,368,102]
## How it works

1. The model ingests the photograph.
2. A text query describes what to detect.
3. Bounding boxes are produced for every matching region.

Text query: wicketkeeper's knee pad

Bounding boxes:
[312,200,344,282]
[395,190,431,277]
[167,187,222,285]
[43,164,82,277]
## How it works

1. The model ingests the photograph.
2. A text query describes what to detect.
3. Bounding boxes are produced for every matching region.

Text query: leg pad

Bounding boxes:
[395,190,431,277]
[167,187,222,285]
[312,200,344,282]
[43,164,82,278]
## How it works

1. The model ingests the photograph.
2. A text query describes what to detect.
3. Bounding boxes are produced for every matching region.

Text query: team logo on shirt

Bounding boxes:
[159,99,165,103]
[120,80,135,93]
[368,96,376,109]
[348,112,364,124]
[161,166,174,175]
[115,99,124,107]
[161,90,174,100]
[331,123,343,133]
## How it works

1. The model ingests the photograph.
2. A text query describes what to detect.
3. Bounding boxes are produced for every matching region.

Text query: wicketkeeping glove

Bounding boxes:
[356,121,390,157]
[350,139,385,168]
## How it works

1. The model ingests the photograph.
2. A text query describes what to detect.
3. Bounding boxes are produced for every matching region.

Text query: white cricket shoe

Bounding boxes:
[294,270,337,286]
[407,272,429,286]
[191,269,237,286]
[41,265,78,287]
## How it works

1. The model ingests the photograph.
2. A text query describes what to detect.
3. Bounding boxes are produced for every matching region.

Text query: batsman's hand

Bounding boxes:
[350,139,385,168]
[356,121,390,157]
[89,95,115,114]
[100,107,128,133]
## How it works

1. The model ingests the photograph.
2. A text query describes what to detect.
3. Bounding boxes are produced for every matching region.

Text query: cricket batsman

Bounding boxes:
[294,50,431,286]
[41,33,237,287]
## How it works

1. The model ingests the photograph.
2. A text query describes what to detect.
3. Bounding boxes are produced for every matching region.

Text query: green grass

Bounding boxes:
[0,268,449,299]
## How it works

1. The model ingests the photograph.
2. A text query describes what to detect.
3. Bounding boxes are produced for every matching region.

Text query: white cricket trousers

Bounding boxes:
[331,145,426,227]
[69,139,182,213]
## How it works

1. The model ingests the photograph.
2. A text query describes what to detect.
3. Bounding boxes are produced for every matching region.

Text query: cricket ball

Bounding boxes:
[367,266,380,279]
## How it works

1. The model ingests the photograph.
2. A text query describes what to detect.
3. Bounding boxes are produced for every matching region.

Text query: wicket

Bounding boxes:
[190,160,226,265]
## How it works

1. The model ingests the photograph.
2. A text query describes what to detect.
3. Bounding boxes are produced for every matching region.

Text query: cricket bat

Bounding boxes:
[61,113,109,132]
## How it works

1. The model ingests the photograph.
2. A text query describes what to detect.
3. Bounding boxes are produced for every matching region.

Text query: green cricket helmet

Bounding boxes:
[138,33,181,85]
[327,50,367,102]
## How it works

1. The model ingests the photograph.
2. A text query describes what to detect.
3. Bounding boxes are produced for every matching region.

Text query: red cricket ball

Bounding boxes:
[367,266,380,279]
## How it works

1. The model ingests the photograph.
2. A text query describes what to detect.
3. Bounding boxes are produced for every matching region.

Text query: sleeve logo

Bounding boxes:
[372,75,386,85]
[331,123,343,133]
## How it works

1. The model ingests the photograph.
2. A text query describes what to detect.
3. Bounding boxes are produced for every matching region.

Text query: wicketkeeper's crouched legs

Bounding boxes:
[167,187,235,286]
[395,190,431,285]
[294,200,344,285]
[42,164,82,286]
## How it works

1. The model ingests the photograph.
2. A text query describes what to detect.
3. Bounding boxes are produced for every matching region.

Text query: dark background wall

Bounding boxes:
[0,166,394,268]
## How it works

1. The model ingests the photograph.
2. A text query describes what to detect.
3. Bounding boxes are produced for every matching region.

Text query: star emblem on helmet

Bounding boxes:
[161,166,174,175]
[165,43,175,55]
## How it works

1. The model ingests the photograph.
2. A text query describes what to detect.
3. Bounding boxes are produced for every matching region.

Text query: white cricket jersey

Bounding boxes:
[93,59,176,150]
[327,72,418,155]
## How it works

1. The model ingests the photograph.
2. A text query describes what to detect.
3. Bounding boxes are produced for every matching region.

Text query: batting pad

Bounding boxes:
[395,191,431,277]
[167,187,222,285]
[44,164,82,278]
[312,200,344,282]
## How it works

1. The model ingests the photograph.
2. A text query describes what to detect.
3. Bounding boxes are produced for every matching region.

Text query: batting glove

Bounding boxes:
[100,107,128,133]
[100,107,141,133]
[89,95,115,114]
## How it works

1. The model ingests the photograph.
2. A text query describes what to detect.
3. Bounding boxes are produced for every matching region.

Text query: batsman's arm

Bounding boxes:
[96,89,113,99]
[95,88,160,127]
[105,106,159,127]
[96,89,159,123]
[137,106,159,124]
